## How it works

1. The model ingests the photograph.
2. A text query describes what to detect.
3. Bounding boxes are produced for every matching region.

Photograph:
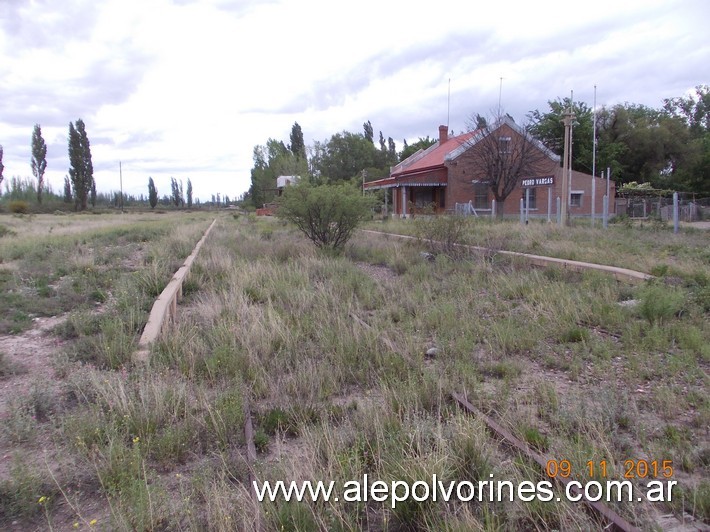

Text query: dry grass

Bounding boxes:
[1,212,708,530]
[368,216,710,279]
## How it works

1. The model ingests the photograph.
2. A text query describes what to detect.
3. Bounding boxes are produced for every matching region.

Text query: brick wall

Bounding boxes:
[444,123,615,217]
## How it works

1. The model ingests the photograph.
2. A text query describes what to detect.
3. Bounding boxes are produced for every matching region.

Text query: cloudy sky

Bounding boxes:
[0,0,707,202]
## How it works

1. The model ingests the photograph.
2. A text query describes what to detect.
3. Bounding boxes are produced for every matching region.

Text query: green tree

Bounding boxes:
[387,137,397,165]
[31,124,48,204]
[90,179,97,207]
[249,138,307,207]
[170,177,181,207]
[315,131,379,181]
[596,104,685,186]
[277,181,374,251]
[663,85,710,136]
[148,177,158,209]
[186,178,193,208]
[662,85,710,195]
[363,120,374,143]
[68,119,94,211]
[289,122,306,160]
[63,176,72,203]
[527,97,595,173]
[399,136,436,161]
[248,145,270,207]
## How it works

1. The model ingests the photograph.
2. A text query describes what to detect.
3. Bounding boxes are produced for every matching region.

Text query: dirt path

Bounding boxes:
[0,315,67,420]
[0,314,68,492]
[681,221,710,229]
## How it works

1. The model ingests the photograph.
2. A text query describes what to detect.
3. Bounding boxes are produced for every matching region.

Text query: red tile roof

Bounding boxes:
[391,130,477,177]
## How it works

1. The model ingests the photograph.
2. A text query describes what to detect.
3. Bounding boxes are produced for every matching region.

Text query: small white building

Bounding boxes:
[276,175,300,195]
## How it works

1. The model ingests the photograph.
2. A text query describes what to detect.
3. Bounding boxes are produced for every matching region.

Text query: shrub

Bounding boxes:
[637,283,686,325]
[414,210,472,257]
[8,200,30,214]
[0,351,11,376]
[277,181,374,252]
[0,224,15,238]
[559,326,590,343]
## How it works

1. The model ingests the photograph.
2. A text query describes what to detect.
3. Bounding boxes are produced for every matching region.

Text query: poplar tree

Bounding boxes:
[289,122,306,160]
[68,119,94,210]
[170,177,180,207]
[186,178,193,208]
[63,176,72,203]
[363,120,374,143]
[31,124,48,204]
[148,177,158,208]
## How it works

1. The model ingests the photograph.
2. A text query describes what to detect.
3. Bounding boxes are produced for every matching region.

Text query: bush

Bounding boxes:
[277,181,374,251]
[638,283,686,325]
[414,209,472,257]
[8,200,30,214]
[0,224,15,238]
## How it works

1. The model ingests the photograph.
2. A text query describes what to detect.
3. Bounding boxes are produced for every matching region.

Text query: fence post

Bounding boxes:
[520,198,524,225]
[673,192,679,234]
[603,195,608,229]
[491,199,496,219]
[547,188,552,223]
[556,197,561,225]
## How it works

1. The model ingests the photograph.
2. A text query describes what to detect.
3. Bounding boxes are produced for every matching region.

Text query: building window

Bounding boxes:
[522,187,537,209]
[473,183,489,210]
[499,136,511,154]
[413,187,435,208]
[570,192,583,207]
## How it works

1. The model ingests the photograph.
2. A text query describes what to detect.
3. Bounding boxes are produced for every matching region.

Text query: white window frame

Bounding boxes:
[570,190,583,207]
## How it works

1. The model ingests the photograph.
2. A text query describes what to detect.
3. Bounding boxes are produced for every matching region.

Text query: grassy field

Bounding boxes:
[365,217,710,280]
[0,212,708,530]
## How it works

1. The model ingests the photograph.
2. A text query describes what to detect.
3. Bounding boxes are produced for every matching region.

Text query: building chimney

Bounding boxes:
[439,125,448,144]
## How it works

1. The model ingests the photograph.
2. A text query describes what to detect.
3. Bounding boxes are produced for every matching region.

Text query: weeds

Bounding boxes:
[1,212,707,530]
[637,283,687,325]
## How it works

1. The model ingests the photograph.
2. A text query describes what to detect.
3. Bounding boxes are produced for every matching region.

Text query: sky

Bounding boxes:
[0,0,708,202]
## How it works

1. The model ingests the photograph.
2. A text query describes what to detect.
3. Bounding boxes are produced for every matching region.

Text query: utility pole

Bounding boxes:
[560,108,575,227]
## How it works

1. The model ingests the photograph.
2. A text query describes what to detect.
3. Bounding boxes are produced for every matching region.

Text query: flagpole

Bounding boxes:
[447,78,451,130]
[568,90,574,221]
[592,85,597,181]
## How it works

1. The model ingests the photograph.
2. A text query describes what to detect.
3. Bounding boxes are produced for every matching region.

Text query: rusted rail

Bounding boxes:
[451,391,641,532]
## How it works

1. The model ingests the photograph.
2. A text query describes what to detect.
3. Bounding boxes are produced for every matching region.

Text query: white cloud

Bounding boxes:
[0,0,707,201]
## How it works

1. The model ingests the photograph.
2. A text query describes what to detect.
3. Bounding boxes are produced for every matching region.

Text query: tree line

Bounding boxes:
[246,121,437,208]
[0,119,96,211]
[528,85,709,195]
[247,85,710,207]
[0,121,231,211]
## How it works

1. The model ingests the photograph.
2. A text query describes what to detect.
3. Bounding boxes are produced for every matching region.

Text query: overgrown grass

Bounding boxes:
[364,216,710,279]
[0,211,215,529]
[2,213,707,530]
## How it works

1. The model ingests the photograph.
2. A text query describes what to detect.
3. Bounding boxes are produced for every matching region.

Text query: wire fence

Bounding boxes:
[616,194,708,221]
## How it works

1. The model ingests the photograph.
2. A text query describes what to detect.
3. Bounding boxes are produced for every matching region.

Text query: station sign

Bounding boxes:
[520,175,555,188]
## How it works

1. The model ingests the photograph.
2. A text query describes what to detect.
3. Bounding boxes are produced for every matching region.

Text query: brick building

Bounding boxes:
[364,117,614,219]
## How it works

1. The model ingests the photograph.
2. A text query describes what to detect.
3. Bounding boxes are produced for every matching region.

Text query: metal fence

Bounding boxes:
[616,194,708,221]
